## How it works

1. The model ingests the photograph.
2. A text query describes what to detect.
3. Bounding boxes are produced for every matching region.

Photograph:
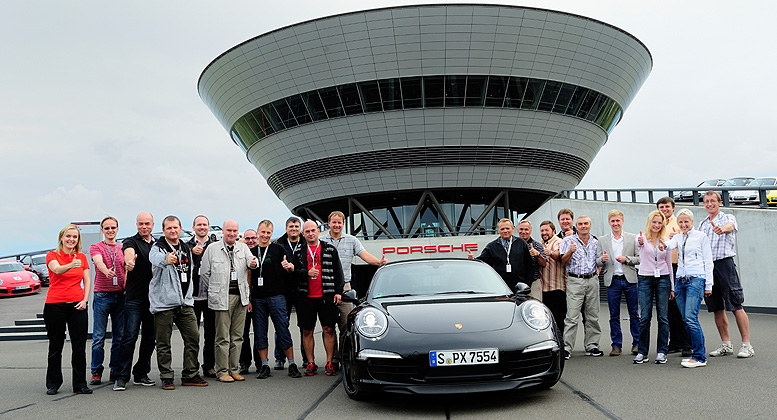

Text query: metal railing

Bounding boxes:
[556,186,776,208]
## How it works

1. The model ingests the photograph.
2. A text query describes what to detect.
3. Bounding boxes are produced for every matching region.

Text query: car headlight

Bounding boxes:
[0,279,3,285]
[521,301,551,331]
[31,273,39,281]
[356,307,388,339]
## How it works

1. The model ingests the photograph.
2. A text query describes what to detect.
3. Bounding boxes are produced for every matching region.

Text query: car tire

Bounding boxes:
[210,233,217,242]
[342,350,373,401]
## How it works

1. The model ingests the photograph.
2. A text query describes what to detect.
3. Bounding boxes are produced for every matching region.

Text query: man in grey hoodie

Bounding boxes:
[149,215,208,390]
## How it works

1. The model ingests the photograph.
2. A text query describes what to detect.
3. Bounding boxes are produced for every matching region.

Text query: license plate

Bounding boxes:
[429,348,498,366]
[16,285,30,291]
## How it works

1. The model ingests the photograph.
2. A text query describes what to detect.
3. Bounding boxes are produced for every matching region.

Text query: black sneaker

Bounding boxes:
[325,362,337,376]
[331,360,340,372]
[585,348,604,357]
[133,375,155,387]
[239,364,249,375]
[288,363,302,378]
[113,378,126,391]
[74,387,93,394]
[161,379,175,390]
[563,350,571,360]
[256,365,271,379]
[203,368,217,378]
[681,348,693,357]
[46,387,59,395]
[274,360,285,370]
[90,372,102,385]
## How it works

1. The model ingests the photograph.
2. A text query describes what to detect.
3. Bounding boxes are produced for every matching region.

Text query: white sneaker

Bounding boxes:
[709,343,733,357]
[655,353,667,364]
[633,353,648,364]
[681,359,707,368]
[737,344,755,358]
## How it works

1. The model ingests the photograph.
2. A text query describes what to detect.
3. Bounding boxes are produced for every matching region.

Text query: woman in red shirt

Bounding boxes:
[44,224,93,395]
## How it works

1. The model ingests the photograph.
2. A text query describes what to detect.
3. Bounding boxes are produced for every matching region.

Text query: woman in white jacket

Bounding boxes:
[663,209,714,368]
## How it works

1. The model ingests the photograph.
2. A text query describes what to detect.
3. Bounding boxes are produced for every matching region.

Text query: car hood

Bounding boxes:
[0,272,32,284]
[383,297,516,334]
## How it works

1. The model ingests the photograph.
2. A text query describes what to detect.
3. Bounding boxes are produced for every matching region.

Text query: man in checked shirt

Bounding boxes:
[698,191,754,359]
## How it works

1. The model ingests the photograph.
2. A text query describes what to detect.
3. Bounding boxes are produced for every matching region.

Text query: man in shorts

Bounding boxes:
[287,221,344,376]
[698,191,754,358]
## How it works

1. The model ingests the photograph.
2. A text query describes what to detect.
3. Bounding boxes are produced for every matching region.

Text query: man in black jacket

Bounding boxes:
[285,220,344,377]
[468,218,533,292]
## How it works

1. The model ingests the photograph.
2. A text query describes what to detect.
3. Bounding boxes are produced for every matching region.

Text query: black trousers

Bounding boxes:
[542,289,567,342]
[239,309,253,367]
[667,263,691,350]
[193,299,216,371]
[44,302,88,391]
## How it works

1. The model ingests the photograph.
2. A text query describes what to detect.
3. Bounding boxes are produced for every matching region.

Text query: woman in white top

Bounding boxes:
[663,209,713,368]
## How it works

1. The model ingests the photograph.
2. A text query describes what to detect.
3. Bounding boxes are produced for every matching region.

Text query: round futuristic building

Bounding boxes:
[198,4,651,239]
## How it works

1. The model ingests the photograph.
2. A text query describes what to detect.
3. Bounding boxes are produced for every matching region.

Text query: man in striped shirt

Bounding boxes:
[698,191,754,359]
[540,221,566,342]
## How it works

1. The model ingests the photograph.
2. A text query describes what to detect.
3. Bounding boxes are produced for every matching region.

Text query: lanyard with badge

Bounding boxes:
[172,243,188,283]
[680,233,689,278]
[308,244,320,279]
[105,241,119,286]
[502,237,513,273]
[225,246,237,282]
[256,246,267,287]
[288,239,300,255]
[652,238,661,278]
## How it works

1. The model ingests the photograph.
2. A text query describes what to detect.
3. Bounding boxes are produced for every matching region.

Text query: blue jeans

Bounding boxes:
[637,275,670,355]
[674,277,707,362]
[606,276,639,349]
[274,294,307,364]
[252,295,293,352]
[118,299,155,380]
[91,292,126,375]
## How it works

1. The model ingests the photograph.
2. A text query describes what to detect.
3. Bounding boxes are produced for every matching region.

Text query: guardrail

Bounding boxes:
[556,186,776,208]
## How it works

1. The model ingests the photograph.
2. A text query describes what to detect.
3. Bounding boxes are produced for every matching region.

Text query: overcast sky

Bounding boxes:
[2,0,775,257]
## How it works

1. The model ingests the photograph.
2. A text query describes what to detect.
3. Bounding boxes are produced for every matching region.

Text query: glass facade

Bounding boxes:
[228,75,623,152]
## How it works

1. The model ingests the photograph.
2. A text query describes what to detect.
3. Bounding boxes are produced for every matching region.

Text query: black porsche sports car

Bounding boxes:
[341,258,563,400]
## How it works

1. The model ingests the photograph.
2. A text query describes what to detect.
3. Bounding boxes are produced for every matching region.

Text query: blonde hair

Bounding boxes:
[607,209,624,220]
[676,208,694,222]
[56,224,82,253]
[644,210,666,242]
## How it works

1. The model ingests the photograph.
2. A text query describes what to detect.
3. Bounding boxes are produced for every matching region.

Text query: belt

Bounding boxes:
[612,274,626,279]
[568,273,596,279]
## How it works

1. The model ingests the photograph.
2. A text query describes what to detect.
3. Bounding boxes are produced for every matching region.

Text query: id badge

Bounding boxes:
[506,264,512,273]
[231,271,238,281]
[181,272,188,283]
[654,269,661,278]
[257,276,264,287]
[112,276,118,286]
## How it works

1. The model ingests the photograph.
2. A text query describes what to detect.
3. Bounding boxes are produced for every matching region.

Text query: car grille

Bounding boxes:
[365,349,554,383]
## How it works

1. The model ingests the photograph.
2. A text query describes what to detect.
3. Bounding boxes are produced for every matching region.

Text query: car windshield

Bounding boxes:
[31,255,47,265]
[723,178,752,186]
[370,260,511,298]
[750,178,776,186]
[0,262,25,273]
[698,179,721,187]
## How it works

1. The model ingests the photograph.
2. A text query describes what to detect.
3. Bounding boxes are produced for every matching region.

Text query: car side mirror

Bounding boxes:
[514,282,531,296]
[24,266,31,271]
[341,289,359,303]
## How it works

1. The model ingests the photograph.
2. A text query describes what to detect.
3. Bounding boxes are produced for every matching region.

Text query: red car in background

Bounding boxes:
[0,259,41,296]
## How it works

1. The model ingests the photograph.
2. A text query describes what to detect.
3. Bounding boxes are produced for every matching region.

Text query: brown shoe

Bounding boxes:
[631,345,639,355]
[230,373,245,381]
[161,379,175,390]
[218,374,235,383]
[181,375,209,387]
[610,346,622,356]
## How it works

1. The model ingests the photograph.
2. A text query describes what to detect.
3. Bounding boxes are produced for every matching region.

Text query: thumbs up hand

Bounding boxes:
[710,220,723,235]
[601,250,609,262]
[638,231,644,246]
[281,255,294,272]
[467,251,474,260]
[669,227,678,239]
[529,244,539,257]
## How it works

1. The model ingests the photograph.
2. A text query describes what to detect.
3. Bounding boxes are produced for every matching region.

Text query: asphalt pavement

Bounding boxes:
[0,291,774,419]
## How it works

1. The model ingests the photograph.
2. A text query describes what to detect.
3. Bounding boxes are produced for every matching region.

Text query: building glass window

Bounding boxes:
[229,74,622,147]
[401,77,423,109]
[484,75,508,107]
[338,83,363,115]
[358,80,383,113]
[302,91,328,121]
[444,75,466,107]
[286,94,312,124]
[538,81,561,112]
[465,75,487,107]
[423,76,445,107]
[522,79,545,110]
[553,84,576,114]
[379,79,403,110]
